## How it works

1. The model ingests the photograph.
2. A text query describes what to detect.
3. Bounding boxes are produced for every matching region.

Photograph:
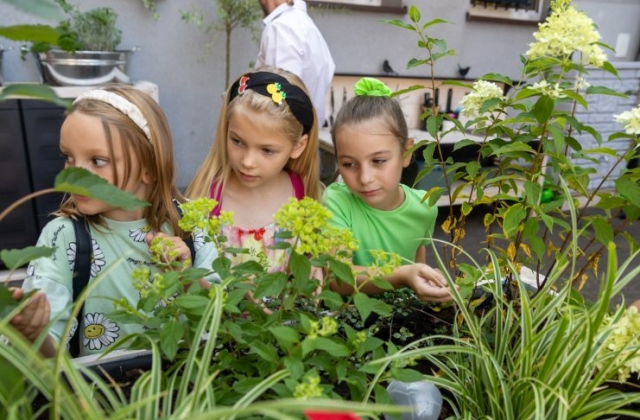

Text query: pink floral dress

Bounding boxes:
[210,172,304,273]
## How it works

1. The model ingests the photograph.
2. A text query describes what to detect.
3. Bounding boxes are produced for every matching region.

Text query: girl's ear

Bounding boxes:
[402,137,415,168]
[141,167,152,185]
[289,134,309,159]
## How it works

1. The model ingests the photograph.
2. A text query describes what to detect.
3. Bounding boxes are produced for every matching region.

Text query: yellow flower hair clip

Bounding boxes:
[266,82,287,105]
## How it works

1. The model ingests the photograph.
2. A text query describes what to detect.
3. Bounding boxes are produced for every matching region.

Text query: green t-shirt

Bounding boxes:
[22,217,220,357]
[322,182,438,266]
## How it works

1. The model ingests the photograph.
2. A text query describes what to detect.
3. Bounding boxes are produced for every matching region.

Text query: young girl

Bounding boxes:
[322,77,452,302]
[186,67,321,271]
[10,84,220,357]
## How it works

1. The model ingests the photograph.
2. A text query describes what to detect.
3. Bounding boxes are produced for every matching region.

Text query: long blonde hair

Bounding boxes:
[186,66,321,201]
[57,83,186,237]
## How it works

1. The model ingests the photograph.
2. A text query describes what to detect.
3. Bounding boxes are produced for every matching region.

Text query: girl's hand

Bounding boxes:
[146,232,192,268]
[397,264,455,303]
[9,288,50,343]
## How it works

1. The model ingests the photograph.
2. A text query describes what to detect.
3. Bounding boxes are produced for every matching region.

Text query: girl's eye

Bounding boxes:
[340,162,355,169]
[373,159,387,165]
[60,153,73,164]
[92,157,109,167]
[262,148,275,155]
[230,138,242,146]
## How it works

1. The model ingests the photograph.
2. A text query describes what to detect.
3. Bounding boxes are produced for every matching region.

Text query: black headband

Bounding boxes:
[229,72,314,134]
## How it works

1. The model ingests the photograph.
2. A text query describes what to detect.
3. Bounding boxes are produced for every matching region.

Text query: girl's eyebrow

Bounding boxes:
[338,150,393,159]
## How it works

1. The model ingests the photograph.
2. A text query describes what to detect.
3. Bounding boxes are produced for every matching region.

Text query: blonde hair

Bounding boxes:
[57,83,186,237]
[186,66,321,201]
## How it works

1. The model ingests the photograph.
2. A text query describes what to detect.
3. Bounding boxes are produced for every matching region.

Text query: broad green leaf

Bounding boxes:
[440,79,474,89]
[480,73,513,86]
[381,19,415,31]
[408,5,420,23]
[586,85,628,99]
[0,84,71,108]
[283,356,304,380]
[310,337,350,357]
[0,24,59,43]
[354,292,391,322]
[173,294,210,312]
[1,0,65,20]
[253,271,287,299]
[616,178,640,203]
[317,289,344,311]
[289,251,311,286]
[422,18,449,30]
[532,95,554,124]
[269,326,300,345]
[503,203,526,239]
[54,167,149,211]
[590,217,614,245]
[160,319,184,360]
[391,84,425,98]
[1,246,55,270]
[249,341,279,362]
[329,259,355,286]
[390,368,425,383]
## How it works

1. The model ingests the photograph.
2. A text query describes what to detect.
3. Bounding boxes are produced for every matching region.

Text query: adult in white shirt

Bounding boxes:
[256,0,336,127]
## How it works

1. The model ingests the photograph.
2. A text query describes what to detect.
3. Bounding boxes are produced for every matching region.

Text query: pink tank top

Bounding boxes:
[209,171,305,216]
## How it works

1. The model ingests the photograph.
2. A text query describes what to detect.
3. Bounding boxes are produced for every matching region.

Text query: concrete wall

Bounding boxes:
[1,0,639,188]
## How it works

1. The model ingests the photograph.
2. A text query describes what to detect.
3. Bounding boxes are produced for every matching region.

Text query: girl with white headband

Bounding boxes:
[10,84,220,357]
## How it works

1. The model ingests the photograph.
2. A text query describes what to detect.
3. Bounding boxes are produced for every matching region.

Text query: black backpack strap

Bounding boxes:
[174,200,196,263]
[70,217,92,358]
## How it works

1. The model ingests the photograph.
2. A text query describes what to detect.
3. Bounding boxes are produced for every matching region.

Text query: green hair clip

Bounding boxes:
[354,77,393,97]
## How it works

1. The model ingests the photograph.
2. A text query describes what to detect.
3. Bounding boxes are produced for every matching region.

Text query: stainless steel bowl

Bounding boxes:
[35,48,138,86]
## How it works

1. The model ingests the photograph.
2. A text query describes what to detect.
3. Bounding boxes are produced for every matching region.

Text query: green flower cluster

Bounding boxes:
[368,250,402,277]
[274,197,358,258]
[597,306,640,381]
[150,236,182,267]
[308,316,338,339]
[525,0,606,67]
[293,375,323,400]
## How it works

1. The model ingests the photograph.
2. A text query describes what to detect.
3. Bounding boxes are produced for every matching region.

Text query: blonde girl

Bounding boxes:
[187,67,321,272]
[11,84,219,357]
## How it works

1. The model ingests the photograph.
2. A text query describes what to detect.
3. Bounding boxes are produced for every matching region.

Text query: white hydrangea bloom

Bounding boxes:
[460,80,505,119]
[529,80,566,99]
[526,1,606,67]
[614,105,640,135]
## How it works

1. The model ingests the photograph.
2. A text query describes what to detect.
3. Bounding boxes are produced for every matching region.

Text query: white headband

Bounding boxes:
[73,90,152,142]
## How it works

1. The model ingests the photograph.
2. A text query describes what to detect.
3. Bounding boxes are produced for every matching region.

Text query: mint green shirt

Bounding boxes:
[22,217,219,357]
[322,182,438,266]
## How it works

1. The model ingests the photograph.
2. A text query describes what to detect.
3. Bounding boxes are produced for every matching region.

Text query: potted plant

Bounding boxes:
[29,0,137,86]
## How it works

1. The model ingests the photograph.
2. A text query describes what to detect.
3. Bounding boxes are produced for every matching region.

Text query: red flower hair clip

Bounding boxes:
[237,75,250,95]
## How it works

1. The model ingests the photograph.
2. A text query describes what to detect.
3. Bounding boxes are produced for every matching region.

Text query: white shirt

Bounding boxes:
[256,0,335,126]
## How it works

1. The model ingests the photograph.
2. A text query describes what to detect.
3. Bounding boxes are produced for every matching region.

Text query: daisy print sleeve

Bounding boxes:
[22,217,79,346]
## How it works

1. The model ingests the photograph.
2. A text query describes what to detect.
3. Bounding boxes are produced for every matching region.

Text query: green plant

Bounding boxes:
[30,0,122,53]
[386,0,639,289]
[180,0,262,88]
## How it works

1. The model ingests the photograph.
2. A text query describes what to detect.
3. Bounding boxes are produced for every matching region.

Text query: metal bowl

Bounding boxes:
[35,48,138,86]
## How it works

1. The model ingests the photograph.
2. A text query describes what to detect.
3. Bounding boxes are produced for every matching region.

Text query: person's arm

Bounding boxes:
[9,288,57,357]
[330,262,452,302]
[415,245,427,264]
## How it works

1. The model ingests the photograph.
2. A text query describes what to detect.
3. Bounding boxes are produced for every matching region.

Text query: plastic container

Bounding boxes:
[384,380,443,420]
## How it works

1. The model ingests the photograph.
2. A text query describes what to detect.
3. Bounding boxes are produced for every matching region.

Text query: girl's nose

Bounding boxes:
[359,166,374,185]
[241,151,257,168]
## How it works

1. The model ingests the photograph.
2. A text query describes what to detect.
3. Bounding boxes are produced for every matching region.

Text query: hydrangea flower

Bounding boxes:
[614,105,640,136]
[460,80,505,119]
[525,0,607,67]
[597,306,640,381]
